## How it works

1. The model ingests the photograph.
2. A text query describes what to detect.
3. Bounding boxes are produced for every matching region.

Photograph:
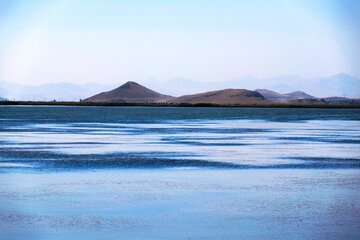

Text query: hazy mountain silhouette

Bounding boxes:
[84,81,173,103]
[142,73,360,98]
[0,81,113,101]
[256,89,316,102]
[307,73,360,98]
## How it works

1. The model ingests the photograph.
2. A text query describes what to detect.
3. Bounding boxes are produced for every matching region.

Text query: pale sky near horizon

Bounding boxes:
[0,0,359,85]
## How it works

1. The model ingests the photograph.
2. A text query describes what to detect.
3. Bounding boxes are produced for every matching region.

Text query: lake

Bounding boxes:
[0,106,359,239]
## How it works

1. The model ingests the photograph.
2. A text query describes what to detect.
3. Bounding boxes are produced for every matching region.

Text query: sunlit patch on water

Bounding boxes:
[0,163,34,168]
[1,117,359,170]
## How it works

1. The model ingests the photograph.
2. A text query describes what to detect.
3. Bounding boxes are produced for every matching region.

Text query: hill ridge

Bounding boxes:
[84,81,173,103]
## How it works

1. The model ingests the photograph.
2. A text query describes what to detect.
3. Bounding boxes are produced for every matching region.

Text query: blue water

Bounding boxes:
[0,106,359,170]
[0,106,359,239]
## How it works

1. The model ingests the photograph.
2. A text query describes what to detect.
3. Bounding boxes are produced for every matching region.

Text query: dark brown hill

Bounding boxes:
[165,89,268,104]
[84,81,173,103]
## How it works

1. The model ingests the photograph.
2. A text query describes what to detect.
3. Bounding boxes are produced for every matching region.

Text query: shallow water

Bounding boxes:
[0,106,359,239]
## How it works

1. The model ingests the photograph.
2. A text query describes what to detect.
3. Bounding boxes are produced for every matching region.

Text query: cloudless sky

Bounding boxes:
[0,0,359,85]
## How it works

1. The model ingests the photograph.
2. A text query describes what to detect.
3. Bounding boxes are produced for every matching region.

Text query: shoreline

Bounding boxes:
[1,101,360,108]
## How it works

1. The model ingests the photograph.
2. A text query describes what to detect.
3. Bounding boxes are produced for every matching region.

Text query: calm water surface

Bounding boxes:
[0,106,359,239]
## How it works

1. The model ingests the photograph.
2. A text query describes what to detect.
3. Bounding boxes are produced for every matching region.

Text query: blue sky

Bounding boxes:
[0,0,359,85]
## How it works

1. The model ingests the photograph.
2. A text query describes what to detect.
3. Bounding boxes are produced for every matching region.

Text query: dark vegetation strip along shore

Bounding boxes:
[1,101,359,108]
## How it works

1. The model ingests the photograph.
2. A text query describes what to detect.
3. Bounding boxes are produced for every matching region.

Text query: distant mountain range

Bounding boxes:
[146,73,360,98]
[0,81,113,101]
[1,73,360,101]
[83,81,360,105]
